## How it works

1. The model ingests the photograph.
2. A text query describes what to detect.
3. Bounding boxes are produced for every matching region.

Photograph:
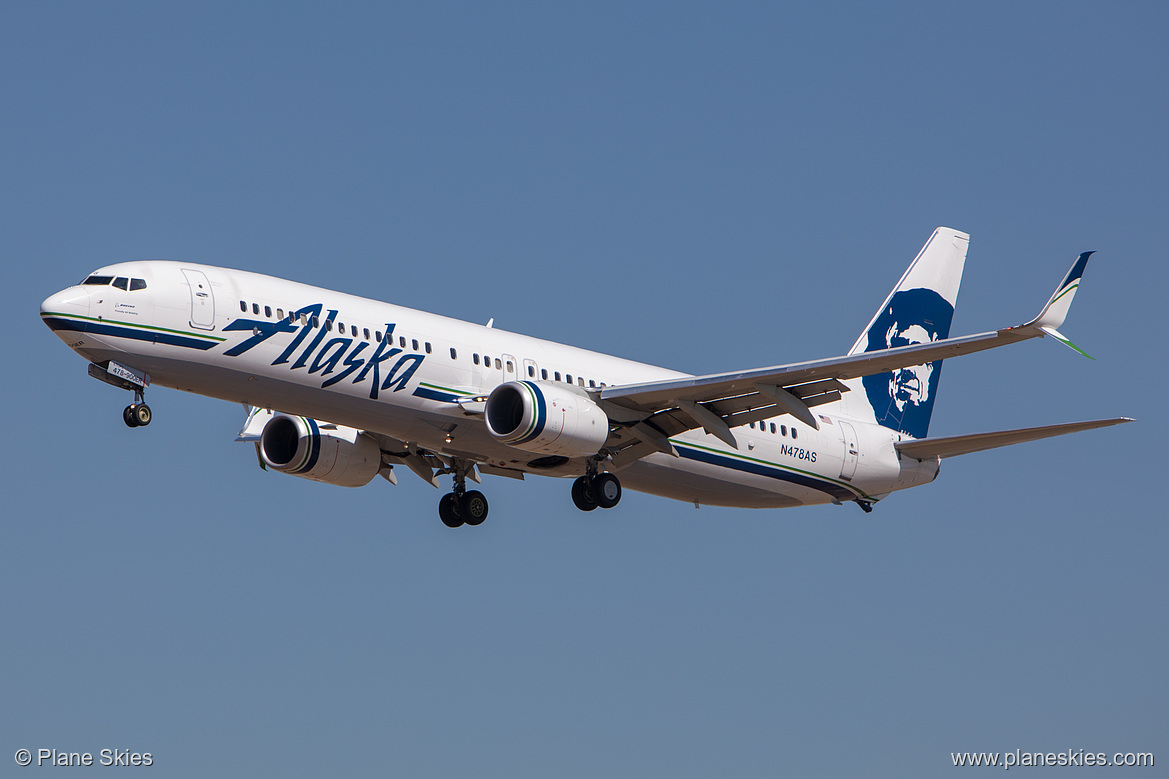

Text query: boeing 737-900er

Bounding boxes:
[40,228,1129,527]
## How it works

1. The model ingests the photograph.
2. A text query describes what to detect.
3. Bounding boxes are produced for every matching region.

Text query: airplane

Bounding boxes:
[40,227,1130,527]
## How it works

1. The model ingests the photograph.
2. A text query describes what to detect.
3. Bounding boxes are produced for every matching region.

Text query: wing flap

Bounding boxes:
[894,418,1132,460]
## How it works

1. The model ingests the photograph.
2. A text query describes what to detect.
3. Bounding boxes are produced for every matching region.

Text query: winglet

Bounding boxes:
[1027,251,1094,331]
[1039,326,1094,360]
[1018,251,1095,356]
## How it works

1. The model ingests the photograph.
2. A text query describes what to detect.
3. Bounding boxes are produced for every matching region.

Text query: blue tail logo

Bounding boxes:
[860,287,954,440]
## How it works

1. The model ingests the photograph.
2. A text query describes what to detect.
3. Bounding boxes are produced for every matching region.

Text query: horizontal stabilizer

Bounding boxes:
[895,417,1132,460]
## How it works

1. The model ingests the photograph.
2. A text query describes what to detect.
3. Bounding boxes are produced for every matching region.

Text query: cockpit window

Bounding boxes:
[130,278,147,291]
[82,275,114,286]
[113,277,130,290]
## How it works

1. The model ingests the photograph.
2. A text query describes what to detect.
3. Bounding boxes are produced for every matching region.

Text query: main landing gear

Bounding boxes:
[571,469,622,512]
[122,389,152,428]
[438,462,489,528]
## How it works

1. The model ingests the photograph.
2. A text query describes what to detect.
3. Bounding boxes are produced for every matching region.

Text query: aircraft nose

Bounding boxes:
[40,287,90,324]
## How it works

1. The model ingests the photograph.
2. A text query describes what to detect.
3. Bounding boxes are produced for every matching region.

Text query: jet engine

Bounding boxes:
[259,414,382,487]
[485,381,610,458]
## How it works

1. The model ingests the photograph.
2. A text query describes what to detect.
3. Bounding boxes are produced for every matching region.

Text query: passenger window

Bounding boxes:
[589,380,596,388]
[253,303,260,315]
[265,306,272,318]
[750,422,755,429]
[312,316,319,328]
[541,369,548,380]
[528,366,535,377]
[240,301,247,312]
[578,377,584,387]
[352,326,358,337]
[770,423,776,434]
[399,336,406,347]
[375,331,383,342]
[792,428,798,440]
[425,342,432,354]
[364,328,371,340]
[277,308,284,319]
[113,277,129,290]
[566,374,573,384]
[781,425,787,436]
[506,360,513,373]
[554,372,561,381]
[130,278,147,291]
[494,359,502,370]
[473,354,480,365]
[412,339,419,350]
[450,348,457,359]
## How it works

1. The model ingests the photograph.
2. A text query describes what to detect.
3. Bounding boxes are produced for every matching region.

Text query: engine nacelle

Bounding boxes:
[259,414,381,488]
[485,380,610,458]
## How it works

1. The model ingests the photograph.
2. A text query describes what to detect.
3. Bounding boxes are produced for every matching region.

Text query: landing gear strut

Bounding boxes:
[438,460,489,528]
[123,388,151,428]
[571,462,622,512]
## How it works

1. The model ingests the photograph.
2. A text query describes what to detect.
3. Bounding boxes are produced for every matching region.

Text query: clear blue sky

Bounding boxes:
[3,3,1164,776]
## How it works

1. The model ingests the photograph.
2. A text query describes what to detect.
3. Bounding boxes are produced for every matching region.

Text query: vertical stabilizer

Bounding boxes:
[840,227,969,439]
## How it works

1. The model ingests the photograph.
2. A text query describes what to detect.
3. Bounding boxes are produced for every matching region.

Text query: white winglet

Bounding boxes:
[1017,251,1095,357]
[1027,251,1094,331]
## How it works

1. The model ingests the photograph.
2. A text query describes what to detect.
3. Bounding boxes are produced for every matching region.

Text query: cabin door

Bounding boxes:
[181,269,216,330]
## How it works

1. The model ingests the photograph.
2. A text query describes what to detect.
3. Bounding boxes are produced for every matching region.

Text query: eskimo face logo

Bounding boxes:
[885,322,935,410]
[861,288,953,439]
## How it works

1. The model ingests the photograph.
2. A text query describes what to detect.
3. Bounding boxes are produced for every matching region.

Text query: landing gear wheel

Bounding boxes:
[133,403,152,426]
[593,473,622,509]
[460,490,489,526]
[123,406,140,428]
[439,493,464,528]
[571,476,599,512]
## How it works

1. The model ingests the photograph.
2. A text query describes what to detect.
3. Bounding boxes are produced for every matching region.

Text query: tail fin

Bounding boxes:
[841,227,969,439]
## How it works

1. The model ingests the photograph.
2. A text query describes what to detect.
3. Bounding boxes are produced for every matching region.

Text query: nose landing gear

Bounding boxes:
[123,402,152,427]
[87,361,152,429]
[122,389,151,428]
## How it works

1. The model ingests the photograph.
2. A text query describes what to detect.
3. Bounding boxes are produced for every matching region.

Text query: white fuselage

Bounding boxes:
[41,261,940,508]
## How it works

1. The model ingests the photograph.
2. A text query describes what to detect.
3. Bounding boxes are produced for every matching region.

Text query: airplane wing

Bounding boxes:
[894,418,1132,460]
[596,252,1096,463]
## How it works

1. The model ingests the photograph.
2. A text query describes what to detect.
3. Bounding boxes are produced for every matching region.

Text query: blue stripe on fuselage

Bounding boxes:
[412,386,459,402]
[42,316,220,351]
[673,443,858,502]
